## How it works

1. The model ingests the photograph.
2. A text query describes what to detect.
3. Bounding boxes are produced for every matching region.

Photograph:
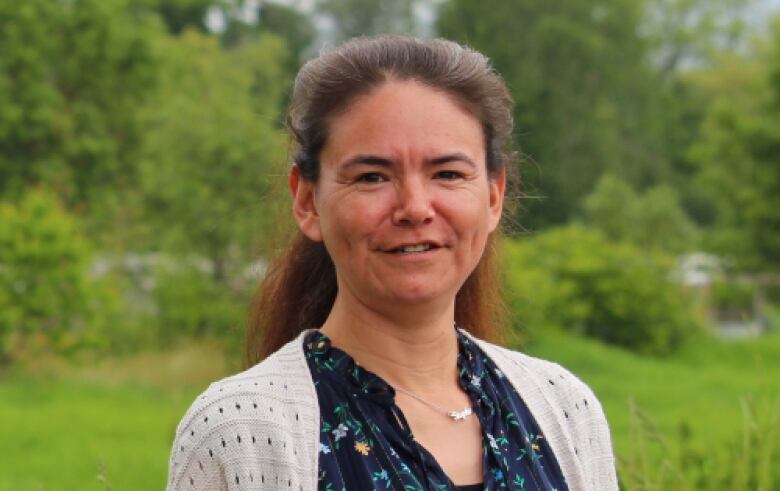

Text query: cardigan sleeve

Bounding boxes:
[471,337,619,491]
[166,382,233,491]
[522,355,619,491]
[166,379,318,491]
[166,342,321,491]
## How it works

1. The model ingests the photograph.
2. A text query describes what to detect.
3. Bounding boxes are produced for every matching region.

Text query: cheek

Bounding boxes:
[436,189,493,233]
[320,195,390,249]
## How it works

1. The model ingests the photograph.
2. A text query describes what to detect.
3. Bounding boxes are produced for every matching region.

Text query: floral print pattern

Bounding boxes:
[304,329,568,491]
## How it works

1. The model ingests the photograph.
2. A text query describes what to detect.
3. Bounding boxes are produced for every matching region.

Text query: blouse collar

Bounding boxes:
[303,327,487,406]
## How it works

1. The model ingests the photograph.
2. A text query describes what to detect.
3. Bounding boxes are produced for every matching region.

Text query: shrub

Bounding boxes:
[711,281,755,321]
[582,174,697,253]
[150,264,248,351]
[504,225,702,355]
[0,189,94,362]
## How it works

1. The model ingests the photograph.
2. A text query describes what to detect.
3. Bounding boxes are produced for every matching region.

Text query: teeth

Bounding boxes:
[400,244,432,253]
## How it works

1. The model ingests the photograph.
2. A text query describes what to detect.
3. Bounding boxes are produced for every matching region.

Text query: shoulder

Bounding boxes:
[166,332,319,491]
[467,333,619,490]
[478,338,599,404]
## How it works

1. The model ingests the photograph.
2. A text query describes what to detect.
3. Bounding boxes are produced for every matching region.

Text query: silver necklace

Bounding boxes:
[393,386,473,422]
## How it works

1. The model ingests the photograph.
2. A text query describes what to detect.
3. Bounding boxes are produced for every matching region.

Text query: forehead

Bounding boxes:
[321,80,485,164]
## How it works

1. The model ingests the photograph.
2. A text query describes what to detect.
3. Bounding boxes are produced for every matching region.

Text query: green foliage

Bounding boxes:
[0,0,162,207]
[582,174,697,252]
[151,265,248,349]
[504,226,701,354]
[145,0,213,33]
[222,1,317,72]
[139,29,288,275]
[688,29,780,271]
[643,0,750,74]
[0,190,93,362]
[316,0,421,40]
[256,2,317,75]
[711,281,755,320]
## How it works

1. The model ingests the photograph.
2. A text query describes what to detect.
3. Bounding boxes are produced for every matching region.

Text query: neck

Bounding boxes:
[319,291,460,394]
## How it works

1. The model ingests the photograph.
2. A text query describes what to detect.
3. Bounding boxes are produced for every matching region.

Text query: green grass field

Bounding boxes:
[0,343,233,491]
[0,331,778,490]
[524,329,780,488]
[524,329,780,451]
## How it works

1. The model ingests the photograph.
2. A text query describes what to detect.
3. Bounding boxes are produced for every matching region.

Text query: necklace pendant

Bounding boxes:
[447,407,473,421]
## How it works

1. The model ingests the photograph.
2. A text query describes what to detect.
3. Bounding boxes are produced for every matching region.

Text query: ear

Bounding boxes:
[487,166,506,233]
[289,165,323,242]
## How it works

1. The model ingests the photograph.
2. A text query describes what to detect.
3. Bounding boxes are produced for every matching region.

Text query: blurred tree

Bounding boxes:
[581,175,637,243]
[640,0,754,228]
[634,185,698,251]
[255,2,316,72]
[688,24,780,270]
[316,0,421,40]
[139,30,288,282]
[582,174,696,253]
[251,2,317,117]
[0,0,162,208]
[221,1,316,75]
[144,0,214,34]
[643,0,749,77]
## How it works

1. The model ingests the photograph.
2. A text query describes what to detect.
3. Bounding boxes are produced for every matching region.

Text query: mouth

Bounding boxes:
[387,242,441,254]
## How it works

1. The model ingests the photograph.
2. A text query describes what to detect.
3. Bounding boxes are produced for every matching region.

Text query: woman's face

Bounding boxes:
[291,80,505,311]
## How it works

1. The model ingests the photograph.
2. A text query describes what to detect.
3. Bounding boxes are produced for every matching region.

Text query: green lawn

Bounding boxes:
[522,328,780,485]
[0,332,778,490]
[0,379,188,490]
[0,344,231,491]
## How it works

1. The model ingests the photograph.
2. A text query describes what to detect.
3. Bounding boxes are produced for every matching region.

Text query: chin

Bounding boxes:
[380,281,455,307]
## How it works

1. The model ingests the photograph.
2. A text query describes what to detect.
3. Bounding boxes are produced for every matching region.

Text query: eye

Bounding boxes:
[355,172,388,184]
[434,170,465,180]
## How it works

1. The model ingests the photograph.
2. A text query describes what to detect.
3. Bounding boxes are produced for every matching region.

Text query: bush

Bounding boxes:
[0,190,96,362]
[150,264,248,351]
[711,281,755,321]
[504,225,702,355]
[582,174,697,253]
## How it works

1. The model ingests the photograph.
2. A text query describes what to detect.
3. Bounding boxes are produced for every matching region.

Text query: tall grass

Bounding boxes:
[0,342,229,491]
[522,328,780,490]
[620,396,779,490]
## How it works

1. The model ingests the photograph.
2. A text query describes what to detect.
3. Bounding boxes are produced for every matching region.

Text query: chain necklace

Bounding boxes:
[393,386,473,422]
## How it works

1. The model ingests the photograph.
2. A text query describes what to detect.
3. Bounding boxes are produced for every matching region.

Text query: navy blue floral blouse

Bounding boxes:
[303,329,569,491]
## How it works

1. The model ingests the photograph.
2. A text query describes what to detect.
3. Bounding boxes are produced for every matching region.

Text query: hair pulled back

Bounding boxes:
[246,35,516,366]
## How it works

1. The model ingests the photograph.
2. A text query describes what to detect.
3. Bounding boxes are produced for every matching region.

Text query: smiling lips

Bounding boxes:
[398,244,432,253]
[385,242,442,254]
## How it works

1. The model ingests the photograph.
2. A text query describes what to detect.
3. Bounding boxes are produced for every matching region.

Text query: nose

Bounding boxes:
[392,178,435,226]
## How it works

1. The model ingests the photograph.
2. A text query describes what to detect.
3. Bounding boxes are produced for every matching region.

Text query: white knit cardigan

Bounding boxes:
[167,330,618,491]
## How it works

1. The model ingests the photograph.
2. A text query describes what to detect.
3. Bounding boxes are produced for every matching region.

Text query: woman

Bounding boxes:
[167,35,617,491]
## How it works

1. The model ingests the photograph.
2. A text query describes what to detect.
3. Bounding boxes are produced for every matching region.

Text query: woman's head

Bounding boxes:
[291,78,505,317]
[287,35,514,183]
[246,36,516,365]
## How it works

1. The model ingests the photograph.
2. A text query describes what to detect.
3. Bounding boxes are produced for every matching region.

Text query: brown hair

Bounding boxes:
[246,35,516,366]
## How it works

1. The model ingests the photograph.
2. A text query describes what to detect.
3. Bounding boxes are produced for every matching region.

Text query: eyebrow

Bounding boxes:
[339,152,476,169]
[340,154,395,168]
[429,152,476,168]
